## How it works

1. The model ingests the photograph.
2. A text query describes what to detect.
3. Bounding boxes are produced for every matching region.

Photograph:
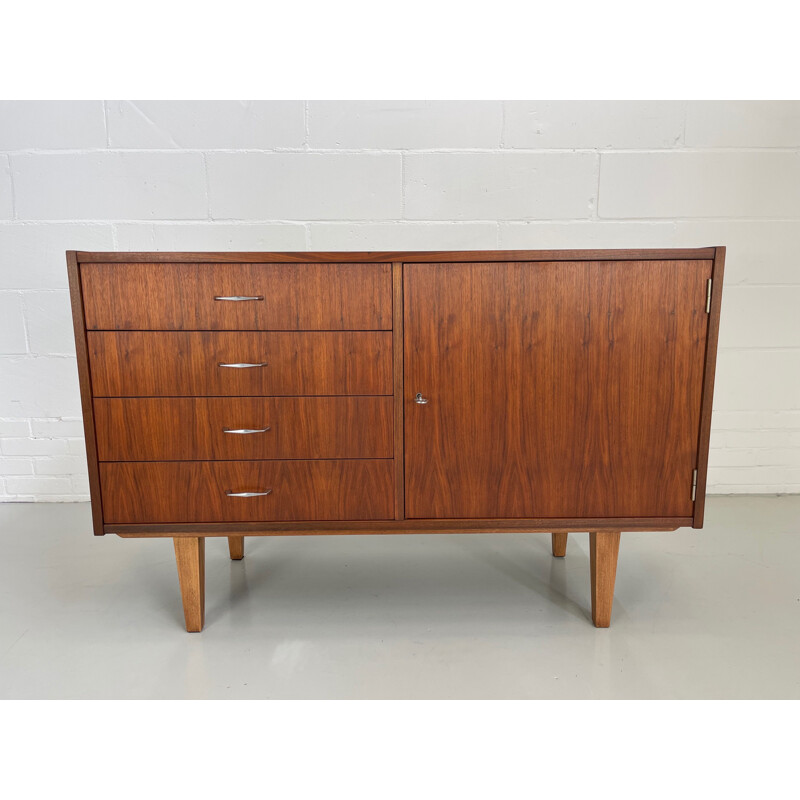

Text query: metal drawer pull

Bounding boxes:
[214,295,264,301]
[218,362,268,368]
[226,489,272,498]
[414,392,429,404]
[223,427,271,434]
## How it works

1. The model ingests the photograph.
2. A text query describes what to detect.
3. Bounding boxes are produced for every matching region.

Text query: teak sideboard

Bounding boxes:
[67,248,725,631]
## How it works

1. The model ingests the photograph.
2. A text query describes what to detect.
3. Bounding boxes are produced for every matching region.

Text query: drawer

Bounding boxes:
[87,331,392,397]
[94,397,393,461]
[81,262,392,331]
[100,460,395,523]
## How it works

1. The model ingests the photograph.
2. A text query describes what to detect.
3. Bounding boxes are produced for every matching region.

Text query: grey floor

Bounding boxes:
[0,496,798,699]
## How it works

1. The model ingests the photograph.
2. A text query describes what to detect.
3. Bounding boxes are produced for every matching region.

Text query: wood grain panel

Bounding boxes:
[76,249,717,264]
[88,331,392,397]
[405,260,711,519]
[100,460,394,523]
[81,262,392,330]
[94,397,393,461]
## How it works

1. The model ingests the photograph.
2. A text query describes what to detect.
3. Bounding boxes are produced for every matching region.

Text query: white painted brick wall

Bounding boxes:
[0,101,106,150]
[0,293,27,353]
[0,155,12,217]
[309,222,499,251]
[0,100,798,501]
[11,152,208,220]
[404,152,598,220]
[106,101,306,149]
[114,222,306,251]
[684,101,800,148]
[503,101,686,149]
[207,153,403,220]
[0,223,115,289]
[599,152,800,218]
[308,101,504,149]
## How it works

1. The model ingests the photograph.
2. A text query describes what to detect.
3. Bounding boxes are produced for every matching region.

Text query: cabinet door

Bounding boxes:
[404,260,712,519]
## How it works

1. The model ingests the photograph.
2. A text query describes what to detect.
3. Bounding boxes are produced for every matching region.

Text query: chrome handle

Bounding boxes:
[214,295,264,301]
[225,489,272,498]
[414,392,429,404]
[223,427,271,434]
[218,362,268,368]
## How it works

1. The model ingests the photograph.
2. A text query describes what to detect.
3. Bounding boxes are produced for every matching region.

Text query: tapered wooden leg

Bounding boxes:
[228,536,245,560]
[174,537,205,632]
[589,531,621,628]
[551,532,568,557]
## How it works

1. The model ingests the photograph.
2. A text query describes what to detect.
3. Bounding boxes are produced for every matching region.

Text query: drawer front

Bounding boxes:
[94,397,393,461]
[88,331,393,397]
[100,460,394,523]
[81,262,392,331]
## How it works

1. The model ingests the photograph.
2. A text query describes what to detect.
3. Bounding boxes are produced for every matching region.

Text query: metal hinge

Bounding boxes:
[705,279,712,313]
[691,469,698,502]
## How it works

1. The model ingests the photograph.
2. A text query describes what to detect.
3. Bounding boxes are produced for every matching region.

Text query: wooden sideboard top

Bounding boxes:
[72,247,719,263]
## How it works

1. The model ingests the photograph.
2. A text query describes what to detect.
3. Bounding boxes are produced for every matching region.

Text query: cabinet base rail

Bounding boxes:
[170,531,622,632]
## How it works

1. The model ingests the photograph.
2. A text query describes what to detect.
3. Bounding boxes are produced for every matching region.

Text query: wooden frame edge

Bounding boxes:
[392,263,405,520]
[693,246,726,528]
[74,248,718,264]
[67,250,105,535]
[107,517,692,536]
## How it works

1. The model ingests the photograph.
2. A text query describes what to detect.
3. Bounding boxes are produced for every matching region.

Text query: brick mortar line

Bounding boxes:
[4,217,800,224]
[593,153,601,220]
[3,147,800,155]
[717,347,800,352]
[679,104,687,147]
[400,152,406,220]
[0,220,116,226]
[102,101,109,148]
[18,291,33,354]
[5,154,16,220]
[0,354,77,360]
[5,218,800,224]
[202,153,211,221]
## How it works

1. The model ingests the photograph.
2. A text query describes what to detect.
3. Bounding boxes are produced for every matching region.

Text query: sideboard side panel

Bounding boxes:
[67,252,104,535]
[693,246,726,528]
